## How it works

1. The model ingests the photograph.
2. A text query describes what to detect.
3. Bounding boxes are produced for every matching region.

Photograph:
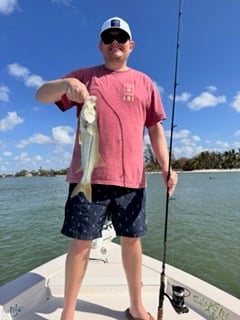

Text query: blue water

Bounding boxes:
[0,172,239,298]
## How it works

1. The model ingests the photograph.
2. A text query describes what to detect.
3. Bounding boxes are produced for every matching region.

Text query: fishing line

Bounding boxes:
[157,0,188,318]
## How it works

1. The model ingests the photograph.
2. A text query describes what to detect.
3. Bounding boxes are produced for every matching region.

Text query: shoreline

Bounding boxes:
[184,168,240,173]
[147,168,240,174]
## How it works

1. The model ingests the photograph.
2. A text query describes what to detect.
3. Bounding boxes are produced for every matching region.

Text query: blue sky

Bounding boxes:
[0,0,240,174]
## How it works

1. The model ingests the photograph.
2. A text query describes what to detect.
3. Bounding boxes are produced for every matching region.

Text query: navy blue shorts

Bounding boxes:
[61,184,147,240]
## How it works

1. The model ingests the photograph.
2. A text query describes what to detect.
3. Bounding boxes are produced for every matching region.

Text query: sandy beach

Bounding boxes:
[189,168,240,173]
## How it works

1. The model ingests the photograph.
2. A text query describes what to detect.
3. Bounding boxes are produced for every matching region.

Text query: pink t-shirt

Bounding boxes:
[56,65,166,188]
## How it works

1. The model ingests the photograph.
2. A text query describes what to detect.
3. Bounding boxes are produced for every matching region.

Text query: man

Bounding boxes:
[36,17,177,320]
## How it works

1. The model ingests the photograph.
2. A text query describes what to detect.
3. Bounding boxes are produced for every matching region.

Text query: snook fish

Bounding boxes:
[71,95,100,202]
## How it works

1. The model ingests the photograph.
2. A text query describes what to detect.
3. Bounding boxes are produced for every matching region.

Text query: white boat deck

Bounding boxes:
[0,242,239,320]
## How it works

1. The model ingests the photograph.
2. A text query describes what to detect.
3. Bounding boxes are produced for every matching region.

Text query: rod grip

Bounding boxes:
[157,307,163,320]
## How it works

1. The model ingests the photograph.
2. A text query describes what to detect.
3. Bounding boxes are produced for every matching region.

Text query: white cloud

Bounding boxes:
[188,91,226,110]
[145,128,203,159]
[169,92,191,102]
[0,0,18,15]
[7,62,45,88]
[0,112,24,132]
[233,141,240,149]
[32,106,40,112]
[17,126,75,148]
[206,86,217,92]
[52,146,72,164]
[192,135,201,142]
[165,129,191,139]
[160,129,203,158]
[153,81,164,95]
[146,125,238,161]
[173,145,204,158]
[25,74,45,88]
[35,155,43,161]
[0,85,10,102]
[180,138,197,147]
[144,132,150,146]
[3,151,12,157]
[14,152,31,162]
[8,63,29,77]
[17,133,53,148]
[231,92,240,112]
[215,140,230,149]
[51,0,72,6]
[4,150,69,173]
[52,126,75,145]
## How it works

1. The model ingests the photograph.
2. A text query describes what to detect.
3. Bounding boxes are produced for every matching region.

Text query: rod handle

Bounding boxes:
[157,307,163,320]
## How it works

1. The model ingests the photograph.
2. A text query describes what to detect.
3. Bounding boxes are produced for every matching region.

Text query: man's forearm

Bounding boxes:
[148,122,170,173]
[35,79,67,103]
[36,78,89,104]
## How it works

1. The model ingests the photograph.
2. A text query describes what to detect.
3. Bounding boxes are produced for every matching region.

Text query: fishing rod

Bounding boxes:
[157,0,189,319]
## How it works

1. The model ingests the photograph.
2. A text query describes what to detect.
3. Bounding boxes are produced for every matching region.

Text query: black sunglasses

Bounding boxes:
[101,32,130,45]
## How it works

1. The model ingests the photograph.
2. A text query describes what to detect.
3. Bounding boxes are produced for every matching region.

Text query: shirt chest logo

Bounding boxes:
[123,83,134,102]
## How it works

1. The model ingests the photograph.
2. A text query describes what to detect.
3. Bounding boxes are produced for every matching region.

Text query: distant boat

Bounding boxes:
[0,222,239,320]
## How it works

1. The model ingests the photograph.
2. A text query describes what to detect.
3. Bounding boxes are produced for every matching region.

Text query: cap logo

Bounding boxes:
[110,19,121,27]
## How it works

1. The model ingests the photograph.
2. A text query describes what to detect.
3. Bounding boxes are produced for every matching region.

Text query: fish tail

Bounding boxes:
[80,183,92,202]
[70,183,81,199]
[71,182,92,202]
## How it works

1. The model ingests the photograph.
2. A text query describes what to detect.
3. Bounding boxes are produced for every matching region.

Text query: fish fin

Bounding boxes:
[70,182,92,202]
[76,163,82,173]
[70,183,81,199]
[79,133,82,145]
[95,152,104,168]
[80,183,92,202]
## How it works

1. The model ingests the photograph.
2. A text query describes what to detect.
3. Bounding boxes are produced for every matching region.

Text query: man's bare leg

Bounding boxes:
[121,237,150,320]
[60,239,92,320]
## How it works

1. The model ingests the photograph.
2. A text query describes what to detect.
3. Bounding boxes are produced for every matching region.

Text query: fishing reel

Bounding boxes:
[165,285,189,314]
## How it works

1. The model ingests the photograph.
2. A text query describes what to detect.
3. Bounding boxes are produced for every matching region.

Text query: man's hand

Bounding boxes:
[65,78,89,103]
[162,170,178,197]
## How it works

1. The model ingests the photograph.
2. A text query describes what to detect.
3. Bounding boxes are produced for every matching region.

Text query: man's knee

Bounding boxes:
[70,239,92,254]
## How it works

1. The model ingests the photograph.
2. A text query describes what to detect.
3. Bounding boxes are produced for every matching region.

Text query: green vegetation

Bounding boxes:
[144,146,240,171]
[0,168,68,178]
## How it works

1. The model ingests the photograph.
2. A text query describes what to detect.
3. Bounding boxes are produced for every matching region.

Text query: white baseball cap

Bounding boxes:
[100,17,132,40]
